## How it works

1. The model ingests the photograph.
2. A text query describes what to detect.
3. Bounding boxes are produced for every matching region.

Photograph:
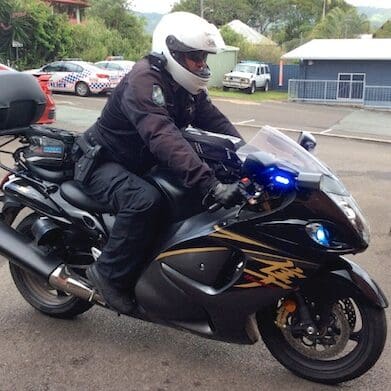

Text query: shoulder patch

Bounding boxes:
[152,84,166,107]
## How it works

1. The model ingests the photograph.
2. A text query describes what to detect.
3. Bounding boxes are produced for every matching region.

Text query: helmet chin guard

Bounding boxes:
[152,12,226,95]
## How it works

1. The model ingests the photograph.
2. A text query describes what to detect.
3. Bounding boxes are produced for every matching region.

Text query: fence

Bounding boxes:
[288,79,391,108]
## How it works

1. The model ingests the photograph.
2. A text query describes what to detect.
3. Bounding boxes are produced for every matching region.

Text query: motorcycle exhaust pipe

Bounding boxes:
[0,220,104,305]
[49,265,104,305]
[0,219,62,277]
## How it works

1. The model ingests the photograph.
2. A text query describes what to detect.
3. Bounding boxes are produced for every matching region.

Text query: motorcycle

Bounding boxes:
[0,72,387,384]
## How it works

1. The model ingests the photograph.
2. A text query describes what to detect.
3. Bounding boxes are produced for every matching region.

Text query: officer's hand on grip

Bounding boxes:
[209,180,242,209]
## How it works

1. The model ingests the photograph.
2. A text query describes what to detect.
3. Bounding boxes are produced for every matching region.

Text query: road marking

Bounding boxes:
[320,128,333,134]
[234,119,255,125]
[55,100,75,105]
[234,123,391,144]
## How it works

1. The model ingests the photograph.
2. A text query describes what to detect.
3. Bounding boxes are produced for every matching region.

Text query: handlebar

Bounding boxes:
[207,178,262,213]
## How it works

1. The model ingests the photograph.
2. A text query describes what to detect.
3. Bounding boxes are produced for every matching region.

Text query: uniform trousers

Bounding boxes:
[84,161,161,291]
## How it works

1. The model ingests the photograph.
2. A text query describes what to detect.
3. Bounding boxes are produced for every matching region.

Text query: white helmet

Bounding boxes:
[152,12,225,95]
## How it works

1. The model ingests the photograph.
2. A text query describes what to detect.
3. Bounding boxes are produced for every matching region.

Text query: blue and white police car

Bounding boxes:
[25,60,121,97]
[94,60,135,79]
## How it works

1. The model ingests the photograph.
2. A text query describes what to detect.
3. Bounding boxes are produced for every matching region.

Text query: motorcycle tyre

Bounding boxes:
[257,277,387,384]
[9,213,94,319]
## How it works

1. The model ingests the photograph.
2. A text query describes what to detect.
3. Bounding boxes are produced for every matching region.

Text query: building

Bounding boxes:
[207,45,239,88]
[227,20,277,46]
[282,38,391,107]
[46,0,90,24]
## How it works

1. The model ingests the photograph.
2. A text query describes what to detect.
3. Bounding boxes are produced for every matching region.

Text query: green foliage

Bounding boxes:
[220,25,282,63]
[86,0,151,60]
[311,7,369,39]
[68,17,151,62]
[246,0,290,33]
[374,20,391,38]
[0,0,73,68]
[172,0,250,27]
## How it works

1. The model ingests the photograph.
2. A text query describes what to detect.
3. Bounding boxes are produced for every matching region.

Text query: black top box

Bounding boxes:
[0,72,46,130]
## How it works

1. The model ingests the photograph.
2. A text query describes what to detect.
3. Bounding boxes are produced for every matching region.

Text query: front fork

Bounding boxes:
[276,292,319,337]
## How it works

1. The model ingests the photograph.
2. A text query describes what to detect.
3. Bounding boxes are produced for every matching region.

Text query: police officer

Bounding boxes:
[83,12,243,314]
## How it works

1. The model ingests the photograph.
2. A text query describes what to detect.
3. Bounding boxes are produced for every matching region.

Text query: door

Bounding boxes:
[337,73,365,101]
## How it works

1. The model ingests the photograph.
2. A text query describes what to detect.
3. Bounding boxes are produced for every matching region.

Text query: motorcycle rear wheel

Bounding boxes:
[9,213,94,319]
[258,276,387,384]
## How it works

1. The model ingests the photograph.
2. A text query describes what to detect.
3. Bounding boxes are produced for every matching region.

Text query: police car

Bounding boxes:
[94,60,135,79]
[25,60,121,97]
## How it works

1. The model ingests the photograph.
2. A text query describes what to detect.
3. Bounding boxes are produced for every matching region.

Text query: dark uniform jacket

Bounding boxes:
[86,55,242,195]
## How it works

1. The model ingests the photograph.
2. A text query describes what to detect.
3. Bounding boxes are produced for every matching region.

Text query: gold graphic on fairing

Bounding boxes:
[209,227,307,289]
[239,259,306,289]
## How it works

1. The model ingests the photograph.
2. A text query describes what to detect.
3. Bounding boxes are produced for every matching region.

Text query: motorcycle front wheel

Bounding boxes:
[258,275,387,384]
[9,213,94,319]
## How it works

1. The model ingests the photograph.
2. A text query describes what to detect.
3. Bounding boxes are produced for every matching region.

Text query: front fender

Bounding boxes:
[329,256,388,308]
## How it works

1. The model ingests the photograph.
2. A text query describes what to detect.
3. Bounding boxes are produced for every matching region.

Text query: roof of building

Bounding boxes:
[227,20,277,46]
[46,0,90,8]
[282,39,391,61]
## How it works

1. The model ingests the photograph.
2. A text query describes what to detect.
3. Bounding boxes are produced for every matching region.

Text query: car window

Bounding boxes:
[235,64,256,73]
[265,65,270,74]
[261,67,265,75]
[107,63,122,71]
[95,63,107,70]
[42,62,64,72]
[64,63,83,73]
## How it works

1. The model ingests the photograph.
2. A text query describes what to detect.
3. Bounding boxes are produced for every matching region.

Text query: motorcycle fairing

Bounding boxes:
[328,257,388,308]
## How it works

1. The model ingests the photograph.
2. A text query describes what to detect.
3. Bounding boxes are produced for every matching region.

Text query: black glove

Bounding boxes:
[209,180,242,208]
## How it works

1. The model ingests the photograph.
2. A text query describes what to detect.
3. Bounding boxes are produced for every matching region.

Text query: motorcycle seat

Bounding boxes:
[60,180,113,213]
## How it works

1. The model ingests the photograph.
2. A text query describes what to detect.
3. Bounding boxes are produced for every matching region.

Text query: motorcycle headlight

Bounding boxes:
[327,193,370,244]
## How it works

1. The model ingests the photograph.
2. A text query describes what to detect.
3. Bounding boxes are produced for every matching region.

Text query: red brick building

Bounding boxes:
[46,0,90,24]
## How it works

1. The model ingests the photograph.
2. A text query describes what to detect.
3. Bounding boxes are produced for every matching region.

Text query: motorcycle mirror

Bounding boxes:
[297,131,317,152]
[297,172,322,190]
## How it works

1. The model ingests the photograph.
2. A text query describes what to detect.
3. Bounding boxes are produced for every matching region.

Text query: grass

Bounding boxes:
[208,87,288,102]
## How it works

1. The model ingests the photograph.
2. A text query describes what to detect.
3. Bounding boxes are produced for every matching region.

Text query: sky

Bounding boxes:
[129,0,391,14]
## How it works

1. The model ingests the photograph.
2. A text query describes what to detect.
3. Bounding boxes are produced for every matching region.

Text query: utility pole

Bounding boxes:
[322,0,327,19]
[200,0,204,18]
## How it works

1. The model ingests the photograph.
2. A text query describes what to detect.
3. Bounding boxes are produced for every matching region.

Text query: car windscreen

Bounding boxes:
[234,64,256,73]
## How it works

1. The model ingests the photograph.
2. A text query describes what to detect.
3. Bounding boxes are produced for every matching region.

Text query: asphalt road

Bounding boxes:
[0,94,390,391]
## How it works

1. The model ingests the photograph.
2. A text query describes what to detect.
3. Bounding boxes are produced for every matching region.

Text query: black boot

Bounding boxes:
[86,263,134,314]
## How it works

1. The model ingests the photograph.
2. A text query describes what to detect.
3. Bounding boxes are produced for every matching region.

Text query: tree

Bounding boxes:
[0,0,73,68]
[220,25,282,63]
[311,7,370,39]
[373,20,391,38]
[172,0,250,26]
[87,0,150,59]
[246,0,290,33]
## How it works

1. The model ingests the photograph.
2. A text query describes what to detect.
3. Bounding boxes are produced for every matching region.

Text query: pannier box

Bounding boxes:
[0,72,46,130]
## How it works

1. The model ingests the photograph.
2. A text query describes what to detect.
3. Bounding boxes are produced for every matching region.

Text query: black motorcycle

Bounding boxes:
[0,72,387,384]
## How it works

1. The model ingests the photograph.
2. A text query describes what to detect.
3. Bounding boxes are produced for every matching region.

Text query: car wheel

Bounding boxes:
[263,81,270,92]
[223,86,229,91]
[75,81,90,97]
[246,82,256,94]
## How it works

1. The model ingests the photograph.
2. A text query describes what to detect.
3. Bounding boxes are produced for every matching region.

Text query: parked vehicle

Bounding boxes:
[0,72,387,385]
[223,61,271,94]
[24,60,120,97]
[94,60,135,78]
[0,63,55,124]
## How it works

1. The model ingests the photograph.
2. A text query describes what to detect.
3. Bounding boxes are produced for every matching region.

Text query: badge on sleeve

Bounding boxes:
[152,84,166,107]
